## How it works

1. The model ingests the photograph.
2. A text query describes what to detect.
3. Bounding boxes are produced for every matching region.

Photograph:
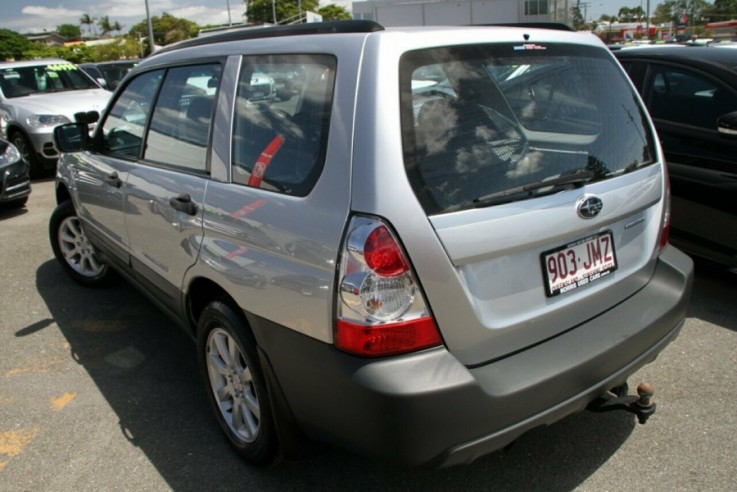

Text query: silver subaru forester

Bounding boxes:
[50,21,693,467]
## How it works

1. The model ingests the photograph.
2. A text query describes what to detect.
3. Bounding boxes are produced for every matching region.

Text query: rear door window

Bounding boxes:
[642,64,737,130]
[231,54,335,196]
[400,43,657,214]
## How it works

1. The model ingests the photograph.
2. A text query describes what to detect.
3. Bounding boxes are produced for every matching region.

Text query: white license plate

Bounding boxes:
[541,231,617,297]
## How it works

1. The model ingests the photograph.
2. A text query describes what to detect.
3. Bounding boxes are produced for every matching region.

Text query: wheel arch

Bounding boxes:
[5,121,29,140]
[55,181,72,206]
[186,276,237,336]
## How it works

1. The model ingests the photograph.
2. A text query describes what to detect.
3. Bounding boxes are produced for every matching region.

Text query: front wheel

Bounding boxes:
[197,301,279,466]
[10,131,43,178]
[49,200,111,286]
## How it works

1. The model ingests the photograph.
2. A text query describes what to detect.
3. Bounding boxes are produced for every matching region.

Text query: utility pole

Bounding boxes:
[144,0,155,56]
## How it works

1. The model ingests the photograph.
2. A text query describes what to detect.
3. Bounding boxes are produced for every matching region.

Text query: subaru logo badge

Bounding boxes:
[577,196,603,219]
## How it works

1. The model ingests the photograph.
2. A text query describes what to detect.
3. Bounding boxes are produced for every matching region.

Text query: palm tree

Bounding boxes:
[98,15,113,38]
[80,13,95,36]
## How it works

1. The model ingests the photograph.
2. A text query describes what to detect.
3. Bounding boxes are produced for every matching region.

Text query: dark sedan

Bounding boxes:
[0,137,30,208]
[615,46,737,268]
[78,60,139,91]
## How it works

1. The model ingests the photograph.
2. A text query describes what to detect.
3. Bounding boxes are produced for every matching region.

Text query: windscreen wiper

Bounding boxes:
[473,169,594,208]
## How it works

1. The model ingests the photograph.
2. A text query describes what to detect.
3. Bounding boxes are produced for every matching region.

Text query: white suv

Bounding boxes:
[50,21,693,467]
[0,58,110,176]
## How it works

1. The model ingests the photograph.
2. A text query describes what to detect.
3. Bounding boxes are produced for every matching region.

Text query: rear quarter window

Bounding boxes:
[231,54,336,197]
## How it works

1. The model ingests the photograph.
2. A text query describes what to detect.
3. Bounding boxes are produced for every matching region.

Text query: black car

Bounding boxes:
[78,60,139,91]
[0,137,31,208]
[615,46,737,268]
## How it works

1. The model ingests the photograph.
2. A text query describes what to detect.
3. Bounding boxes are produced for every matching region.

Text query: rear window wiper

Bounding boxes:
[473,169,594,208]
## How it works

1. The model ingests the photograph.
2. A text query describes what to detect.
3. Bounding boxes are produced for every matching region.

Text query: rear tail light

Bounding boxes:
[335,216,442,357]
[658,164,671,252]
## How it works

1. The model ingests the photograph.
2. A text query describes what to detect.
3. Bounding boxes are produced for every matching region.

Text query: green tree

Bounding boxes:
[652,1,677,25]
[86,37,142,61]
[617,6,646,22]
[570,6,585,30]
[704,0,737,22]
[129,12,199,49]
[245,0,320,24]
[57,24,82,40]
[0,29,32,60]
[318,4,352,21]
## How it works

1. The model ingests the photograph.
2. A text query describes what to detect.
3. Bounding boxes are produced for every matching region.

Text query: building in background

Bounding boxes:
[351,0,572,27]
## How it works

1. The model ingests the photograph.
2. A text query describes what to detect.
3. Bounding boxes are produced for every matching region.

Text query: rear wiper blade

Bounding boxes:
[473,169,594,208]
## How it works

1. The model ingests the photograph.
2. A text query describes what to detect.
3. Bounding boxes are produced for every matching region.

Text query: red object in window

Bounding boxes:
[249,134,284,187]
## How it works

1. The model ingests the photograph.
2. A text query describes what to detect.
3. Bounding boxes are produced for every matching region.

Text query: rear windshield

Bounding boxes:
[0,63,98,98]
[400,43,657,214]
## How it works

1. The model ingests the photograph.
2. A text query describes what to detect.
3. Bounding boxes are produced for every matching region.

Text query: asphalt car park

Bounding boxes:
[0,177,735,491]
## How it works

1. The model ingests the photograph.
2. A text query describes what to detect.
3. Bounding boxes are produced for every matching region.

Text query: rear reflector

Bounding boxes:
[336,317,441,357]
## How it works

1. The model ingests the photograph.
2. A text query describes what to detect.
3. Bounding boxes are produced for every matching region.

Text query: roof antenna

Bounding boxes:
[523,33,530,41]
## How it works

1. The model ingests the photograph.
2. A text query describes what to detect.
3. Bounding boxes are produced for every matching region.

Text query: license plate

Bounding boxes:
[541,231,617,297]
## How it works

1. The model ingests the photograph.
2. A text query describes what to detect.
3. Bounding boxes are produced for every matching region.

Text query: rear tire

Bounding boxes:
[49,200,111,286]
[197,301,279,466]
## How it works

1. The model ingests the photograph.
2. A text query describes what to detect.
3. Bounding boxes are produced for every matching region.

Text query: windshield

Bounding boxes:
[0,62,99,98]
[400,43,657,214]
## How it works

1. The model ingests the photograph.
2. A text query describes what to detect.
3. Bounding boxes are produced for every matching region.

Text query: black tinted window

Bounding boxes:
[644,64,737,129]
[401,44,657,214]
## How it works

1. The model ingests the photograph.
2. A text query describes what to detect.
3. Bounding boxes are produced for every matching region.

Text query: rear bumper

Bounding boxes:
[250,245,693,467]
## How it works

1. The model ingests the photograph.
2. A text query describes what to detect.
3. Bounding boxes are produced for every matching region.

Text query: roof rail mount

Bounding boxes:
[156,20,385,55]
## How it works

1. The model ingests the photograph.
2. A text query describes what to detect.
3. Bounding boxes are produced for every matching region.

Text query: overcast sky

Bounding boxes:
[1,0,656,34]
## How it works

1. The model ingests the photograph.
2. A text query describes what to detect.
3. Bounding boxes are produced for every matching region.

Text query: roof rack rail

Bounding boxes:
[478,22,574,32]
[155,20,384,55]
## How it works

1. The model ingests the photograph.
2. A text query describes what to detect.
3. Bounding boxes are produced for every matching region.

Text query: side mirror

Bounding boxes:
[717,110,737,139]
[54,123,89,153]
[74,110,100,124]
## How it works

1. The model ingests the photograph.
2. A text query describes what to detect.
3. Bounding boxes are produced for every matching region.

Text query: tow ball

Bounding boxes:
[587,382,656,424]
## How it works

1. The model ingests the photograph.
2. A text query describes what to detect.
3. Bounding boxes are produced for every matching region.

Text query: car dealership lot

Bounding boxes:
[1,178,736,491]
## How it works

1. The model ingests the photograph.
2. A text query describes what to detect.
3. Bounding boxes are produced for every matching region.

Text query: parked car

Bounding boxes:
[78,60,140,91]
[50,21,693,467]
[615,46,737,268]
[0,58,111,177]
[0,137,30,208]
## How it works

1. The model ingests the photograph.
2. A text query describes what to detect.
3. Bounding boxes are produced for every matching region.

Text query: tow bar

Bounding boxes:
[587,382,656,424]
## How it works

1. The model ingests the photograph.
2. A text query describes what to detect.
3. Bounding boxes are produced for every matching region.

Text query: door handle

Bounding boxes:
[105,172,122,188]
[169,193,197,215]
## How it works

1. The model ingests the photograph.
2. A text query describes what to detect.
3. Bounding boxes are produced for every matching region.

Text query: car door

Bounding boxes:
[124,63,222,314]
[639,61,737,265]
[73,69,164,268]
